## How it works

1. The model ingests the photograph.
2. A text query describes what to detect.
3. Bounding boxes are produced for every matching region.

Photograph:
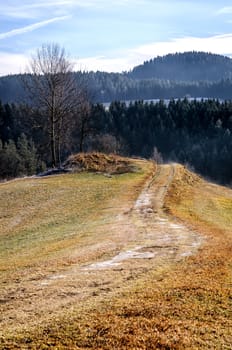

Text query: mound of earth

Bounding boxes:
[63,152,139,174]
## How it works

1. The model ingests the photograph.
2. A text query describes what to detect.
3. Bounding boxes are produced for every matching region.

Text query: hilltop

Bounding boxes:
[129,51,232,81]
[0,154,231,348]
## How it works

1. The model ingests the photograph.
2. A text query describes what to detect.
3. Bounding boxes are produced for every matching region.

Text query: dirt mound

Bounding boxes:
[63,152,139,174]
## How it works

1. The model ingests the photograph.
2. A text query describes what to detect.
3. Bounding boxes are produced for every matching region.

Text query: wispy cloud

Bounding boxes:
[216,6,232,15]
[24,0,74,8]
[132,34,232,58]
[1,1,74,19]
[1,0,145,19]
[0,16,70,40]
[4,0,127,12]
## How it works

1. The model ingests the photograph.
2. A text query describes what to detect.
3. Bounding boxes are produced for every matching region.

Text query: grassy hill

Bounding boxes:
[0,154,231,349]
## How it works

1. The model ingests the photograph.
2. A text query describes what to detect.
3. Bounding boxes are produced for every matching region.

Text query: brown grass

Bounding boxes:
[0,162,232,349]
[63,152,139,174]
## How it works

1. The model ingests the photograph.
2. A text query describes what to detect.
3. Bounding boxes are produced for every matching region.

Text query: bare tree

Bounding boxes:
[25,43,82,167]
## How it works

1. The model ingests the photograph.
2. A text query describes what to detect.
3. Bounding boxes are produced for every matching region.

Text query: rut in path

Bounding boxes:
[134,163,175,214]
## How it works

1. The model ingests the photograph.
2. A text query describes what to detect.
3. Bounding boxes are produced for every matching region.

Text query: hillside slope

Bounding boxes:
[0,157,231,349]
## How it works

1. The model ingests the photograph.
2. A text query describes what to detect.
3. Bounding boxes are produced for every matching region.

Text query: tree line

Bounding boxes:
[104,98,232,184]
[2,72,232,105]
[1,97,232,185]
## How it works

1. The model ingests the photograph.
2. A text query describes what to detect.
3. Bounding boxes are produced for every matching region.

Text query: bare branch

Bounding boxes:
[23,42,84,167]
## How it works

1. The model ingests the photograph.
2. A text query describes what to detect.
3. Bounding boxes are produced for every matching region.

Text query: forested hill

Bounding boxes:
[128,52,232,81]
[2,52,232,104]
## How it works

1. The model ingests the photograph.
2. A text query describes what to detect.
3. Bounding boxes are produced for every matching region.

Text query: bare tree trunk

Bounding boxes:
[79,122,85,152]
[51,89,56,167]
[23,43,86,168]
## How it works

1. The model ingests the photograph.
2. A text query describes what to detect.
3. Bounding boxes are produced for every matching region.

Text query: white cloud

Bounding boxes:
[0,16,70,40]
[75,56,134,73]
[0,52,28,76]
[77,34,232,72]
[132,34,232,58]
[217,6,232,14]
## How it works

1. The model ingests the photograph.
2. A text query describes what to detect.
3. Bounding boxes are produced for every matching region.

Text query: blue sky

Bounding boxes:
[1,0,232,75]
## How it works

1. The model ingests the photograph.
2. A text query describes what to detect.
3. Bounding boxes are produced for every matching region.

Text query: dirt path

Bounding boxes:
[0,164,204,334]
[85,164,202,270]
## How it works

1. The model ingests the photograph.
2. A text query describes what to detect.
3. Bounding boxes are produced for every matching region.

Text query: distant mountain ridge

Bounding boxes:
[128,51,232,81]
[1,51,232,103]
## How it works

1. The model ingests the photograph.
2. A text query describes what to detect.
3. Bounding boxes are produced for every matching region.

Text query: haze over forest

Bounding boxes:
[1,51,232,103]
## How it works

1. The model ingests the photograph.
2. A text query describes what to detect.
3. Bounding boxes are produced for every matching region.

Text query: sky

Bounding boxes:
[1,0,232,75]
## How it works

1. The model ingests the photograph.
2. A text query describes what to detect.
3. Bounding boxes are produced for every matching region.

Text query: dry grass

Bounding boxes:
[1,161,232,349]
[63,152,139,174]
[0,155,147,278]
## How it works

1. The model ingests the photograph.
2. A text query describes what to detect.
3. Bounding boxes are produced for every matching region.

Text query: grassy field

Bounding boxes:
[0,157,231,349]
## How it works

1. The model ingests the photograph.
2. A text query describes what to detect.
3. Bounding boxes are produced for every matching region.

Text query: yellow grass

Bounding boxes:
[0,159,232,349]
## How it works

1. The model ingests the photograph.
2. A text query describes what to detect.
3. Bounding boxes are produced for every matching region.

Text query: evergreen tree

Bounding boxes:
[0,140,21,178]
[17,134,38,175]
